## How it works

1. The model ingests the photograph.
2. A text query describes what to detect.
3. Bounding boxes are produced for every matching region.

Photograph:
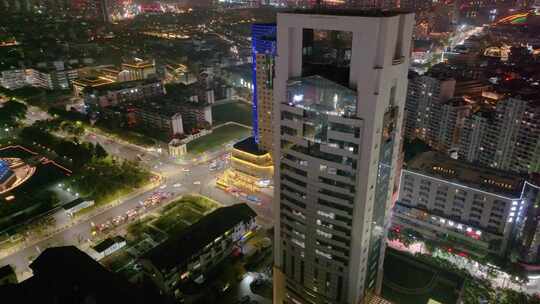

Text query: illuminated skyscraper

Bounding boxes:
[273,10,414,304]
[252,23,277,153]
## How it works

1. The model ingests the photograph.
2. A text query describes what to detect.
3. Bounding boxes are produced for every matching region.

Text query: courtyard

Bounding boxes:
[382,249,463,304]
[187,124,251,155]
[212,101,252,126]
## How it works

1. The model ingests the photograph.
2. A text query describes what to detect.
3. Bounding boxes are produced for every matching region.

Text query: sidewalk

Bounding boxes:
[0,181,159,261]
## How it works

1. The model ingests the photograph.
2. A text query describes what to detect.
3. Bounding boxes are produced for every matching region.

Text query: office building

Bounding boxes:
[140,204,257,298]
[273,10,413,304]
[252,23,277,153]
[394,151,527,257]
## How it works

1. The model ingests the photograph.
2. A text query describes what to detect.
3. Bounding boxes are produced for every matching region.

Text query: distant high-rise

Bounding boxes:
[273,10,414,304]
[404,74,456,142]
[72,0,110,22]
[459,96,540,174]
[252,23,277,153]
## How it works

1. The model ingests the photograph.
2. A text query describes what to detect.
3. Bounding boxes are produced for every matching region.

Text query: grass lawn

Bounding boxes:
[153,205,201,232]
[187,124,250,154]
[382,250,462,304]
[383,252,435,289]
[152,195,218,233]
[101,250,132,272]
[187,195,221,214]
[126,216,156,240]
[212,102,252,126]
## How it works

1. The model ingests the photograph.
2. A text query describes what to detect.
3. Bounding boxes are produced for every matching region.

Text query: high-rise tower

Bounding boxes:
[272,10,414,304]
[252,23,277,153]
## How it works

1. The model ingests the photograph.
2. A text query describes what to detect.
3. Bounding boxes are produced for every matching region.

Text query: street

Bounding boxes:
[0,123,273,281]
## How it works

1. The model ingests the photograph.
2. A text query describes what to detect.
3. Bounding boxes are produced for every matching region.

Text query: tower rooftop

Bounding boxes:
[289,9,408,18]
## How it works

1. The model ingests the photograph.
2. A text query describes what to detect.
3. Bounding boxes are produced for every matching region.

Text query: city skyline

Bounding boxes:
[0,2,540,304]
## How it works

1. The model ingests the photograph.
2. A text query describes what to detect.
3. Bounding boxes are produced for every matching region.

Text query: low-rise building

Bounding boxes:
[0,69,26,89]
[393,151,526,257]
[72,76,115,97]
[0,246,167,303]
[0,160,16,192]
[140,204,257,297]
[168,138,188,158]
[130,103,184,136]
[63,198,95,216]
[91,236,127,260]
[83,78,164,109]
[121,60,156,81]
[218,137,273,192]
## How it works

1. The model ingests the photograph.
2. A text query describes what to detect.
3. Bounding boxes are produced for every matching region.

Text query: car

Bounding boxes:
[247,195,261,203]
[159,184,167,189]
[182,168,190,172]
[173,183,182,188]
[193,181,201,185]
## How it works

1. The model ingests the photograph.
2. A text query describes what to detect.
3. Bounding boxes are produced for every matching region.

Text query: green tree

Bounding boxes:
[94,143,108,159]
[0,100,27,127]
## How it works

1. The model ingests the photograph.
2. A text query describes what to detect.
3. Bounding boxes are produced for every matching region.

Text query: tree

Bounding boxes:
[94,143,108,159]
[0,100,27,127]
[506,262,529,285]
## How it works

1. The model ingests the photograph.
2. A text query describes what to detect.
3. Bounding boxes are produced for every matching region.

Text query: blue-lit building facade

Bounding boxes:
[0,159,16,191]
[216,24,276,193]
[251,23,276,152]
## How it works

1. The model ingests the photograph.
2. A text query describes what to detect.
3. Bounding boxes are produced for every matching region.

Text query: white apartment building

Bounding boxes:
[273,9,414,304]
[459,95,540,174]
[394,151,526,257]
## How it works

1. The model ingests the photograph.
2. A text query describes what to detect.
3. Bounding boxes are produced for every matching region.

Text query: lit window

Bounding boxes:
[316,229,332,238]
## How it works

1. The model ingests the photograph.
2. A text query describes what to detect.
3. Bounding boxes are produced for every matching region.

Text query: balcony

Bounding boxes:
[392,57,405,65]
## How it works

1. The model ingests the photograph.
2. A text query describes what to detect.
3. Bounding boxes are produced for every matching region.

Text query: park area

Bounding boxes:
[382,249,463,304]
[212,101,252,126]
[127,195,221,240]
[187,124,251,154]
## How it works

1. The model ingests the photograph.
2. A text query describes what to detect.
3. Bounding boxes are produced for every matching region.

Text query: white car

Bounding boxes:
[173,183,182,188]
[182,168,190,172]
[193,181,201,185]
[159,185,167,189]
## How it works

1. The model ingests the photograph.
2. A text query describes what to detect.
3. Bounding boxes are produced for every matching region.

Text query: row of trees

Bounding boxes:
[18,124,151,206]
[19,125,107,167]
[0,99,27,127]
[70,158,150,205]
